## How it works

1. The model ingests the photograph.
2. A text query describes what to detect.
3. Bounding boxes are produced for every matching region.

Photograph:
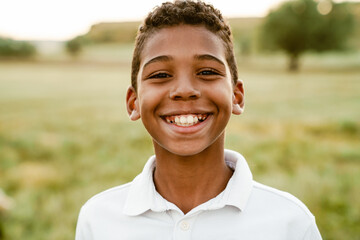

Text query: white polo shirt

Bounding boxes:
[75,149,322,240]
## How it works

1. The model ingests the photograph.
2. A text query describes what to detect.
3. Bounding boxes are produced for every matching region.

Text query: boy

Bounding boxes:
[75,1,322,239]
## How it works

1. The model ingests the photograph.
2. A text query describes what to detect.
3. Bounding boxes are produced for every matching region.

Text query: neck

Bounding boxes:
[153,136,233,214]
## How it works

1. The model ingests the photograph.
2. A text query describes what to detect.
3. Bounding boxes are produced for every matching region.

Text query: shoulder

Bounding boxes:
[76,182,136,239]
[80,182,132,216]
[246,181,322,239]
[248,181,315,221]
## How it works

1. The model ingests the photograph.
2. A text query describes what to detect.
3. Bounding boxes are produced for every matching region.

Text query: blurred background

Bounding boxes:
[0,0,359,239]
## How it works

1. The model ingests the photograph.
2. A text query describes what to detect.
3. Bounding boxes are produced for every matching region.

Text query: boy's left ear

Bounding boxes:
[232,80,245,115]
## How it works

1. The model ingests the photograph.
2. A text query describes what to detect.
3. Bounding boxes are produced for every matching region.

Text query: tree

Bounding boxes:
[260,0,355,71]
[0,37,36,59]
[65,36,85,57]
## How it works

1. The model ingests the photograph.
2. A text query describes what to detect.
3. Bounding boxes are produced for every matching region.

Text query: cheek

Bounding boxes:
[209,85,233,111]
[137,87,165,114]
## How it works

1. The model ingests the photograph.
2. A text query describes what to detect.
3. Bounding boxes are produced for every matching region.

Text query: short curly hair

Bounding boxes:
[131,0,238,90]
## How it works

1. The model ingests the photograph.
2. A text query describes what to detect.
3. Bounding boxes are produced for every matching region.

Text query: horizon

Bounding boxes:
[23,16,264,43]
[1,0,359,41]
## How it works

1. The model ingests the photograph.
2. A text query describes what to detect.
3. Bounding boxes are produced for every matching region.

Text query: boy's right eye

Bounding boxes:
[148,72,171,79]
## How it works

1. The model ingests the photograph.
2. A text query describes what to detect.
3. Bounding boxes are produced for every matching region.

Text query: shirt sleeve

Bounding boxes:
[75,206,93,240]
[302,220,322,240]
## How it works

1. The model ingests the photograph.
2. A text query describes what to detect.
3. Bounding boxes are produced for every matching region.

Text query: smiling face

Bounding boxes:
[126,25,244,157]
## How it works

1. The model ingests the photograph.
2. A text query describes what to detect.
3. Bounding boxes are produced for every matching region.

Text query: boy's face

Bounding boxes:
[126,25,244,156]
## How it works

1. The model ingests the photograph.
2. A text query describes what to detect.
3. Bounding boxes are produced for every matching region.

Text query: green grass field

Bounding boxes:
[0,45,359,239]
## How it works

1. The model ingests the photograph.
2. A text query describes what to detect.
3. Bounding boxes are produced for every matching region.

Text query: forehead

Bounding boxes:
[140,25,226,66]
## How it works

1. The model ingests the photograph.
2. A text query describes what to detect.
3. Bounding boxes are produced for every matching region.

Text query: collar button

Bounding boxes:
[179,220,190,231]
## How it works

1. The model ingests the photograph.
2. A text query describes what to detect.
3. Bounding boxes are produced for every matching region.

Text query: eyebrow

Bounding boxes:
[194,54,225,67]
[143,55,173,69]
[142,54,225,69]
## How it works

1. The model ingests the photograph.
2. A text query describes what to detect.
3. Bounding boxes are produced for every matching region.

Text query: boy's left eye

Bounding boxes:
[197,69,219,76]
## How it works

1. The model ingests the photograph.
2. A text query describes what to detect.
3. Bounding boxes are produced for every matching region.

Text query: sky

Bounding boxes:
[0,0,358,41]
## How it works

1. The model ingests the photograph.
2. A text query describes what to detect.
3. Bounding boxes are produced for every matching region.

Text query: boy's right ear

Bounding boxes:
[126,86,140,121]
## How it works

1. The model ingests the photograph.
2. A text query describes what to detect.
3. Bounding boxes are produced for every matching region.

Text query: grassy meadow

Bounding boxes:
[0,44,360,240]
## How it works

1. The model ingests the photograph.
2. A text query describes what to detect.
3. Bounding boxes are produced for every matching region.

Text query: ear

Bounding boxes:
[232,80,245,115]
[126,86,141,121]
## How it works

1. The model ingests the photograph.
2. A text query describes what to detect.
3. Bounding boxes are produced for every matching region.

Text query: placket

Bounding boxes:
[168,210,200,240]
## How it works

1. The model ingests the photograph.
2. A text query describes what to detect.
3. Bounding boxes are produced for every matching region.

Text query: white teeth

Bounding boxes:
[180,116,187,124]
[165,114,206,126]
[187,115,193,124]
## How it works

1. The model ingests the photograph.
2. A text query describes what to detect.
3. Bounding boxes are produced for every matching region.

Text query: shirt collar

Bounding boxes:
[122,155,162,216]
[221,149,253,211]
[123,149,253,216]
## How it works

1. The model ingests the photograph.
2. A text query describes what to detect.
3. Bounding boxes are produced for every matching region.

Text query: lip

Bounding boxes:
[160,109,211,116]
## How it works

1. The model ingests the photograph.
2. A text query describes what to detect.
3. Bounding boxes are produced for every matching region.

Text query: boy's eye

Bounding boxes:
[197,69,219,76]
[149,72,171,79]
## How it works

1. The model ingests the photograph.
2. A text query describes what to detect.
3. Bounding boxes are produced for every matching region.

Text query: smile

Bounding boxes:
[163,114,209,127]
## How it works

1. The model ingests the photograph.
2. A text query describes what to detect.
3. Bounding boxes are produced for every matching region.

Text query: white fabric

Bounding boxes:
[75,149,322,240]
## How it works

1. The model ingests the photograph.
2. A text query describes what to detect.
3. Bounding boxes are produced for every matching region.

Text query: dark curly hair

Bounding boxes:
[131,0,238,90]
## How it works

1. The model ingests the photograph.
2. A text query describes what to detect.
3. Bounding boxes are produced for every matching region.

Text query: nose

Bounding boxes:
[169,77,201,100]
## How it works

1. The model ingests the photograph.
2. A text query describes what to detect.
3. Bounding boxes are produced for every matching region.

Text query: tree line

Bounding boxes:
[1,0,357,71]
[0,38,36,59]
[66,0,357,71]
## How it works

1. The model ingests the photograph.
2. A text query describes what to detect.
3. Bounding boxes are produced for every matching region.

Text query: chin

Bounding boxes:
[169,148,204,157]
[154,140,209,157]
